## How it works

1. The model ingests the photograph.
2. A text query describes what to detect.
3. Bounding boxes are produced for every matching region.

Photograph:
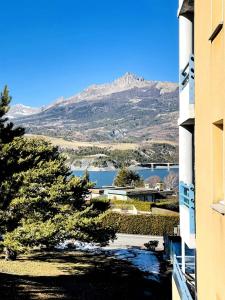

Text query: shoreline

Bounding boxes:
[71,165,179,172]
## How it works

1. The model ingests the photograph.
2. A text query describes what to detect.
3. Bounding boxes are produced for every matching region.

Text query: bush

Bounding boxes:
[151,199,179,212]
[144,240,159,251]
[90,197,111,211]
[102,213,179,235]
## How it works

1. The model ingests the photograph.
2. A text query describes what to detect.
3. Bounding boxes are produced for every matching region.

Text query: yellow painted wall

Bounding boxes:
[195,0,225,299]
[172,277,181,300]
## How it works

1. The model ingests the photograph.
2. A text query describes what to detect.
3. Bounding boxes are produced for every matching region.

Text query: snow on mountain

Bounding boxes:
[7,104,41,119]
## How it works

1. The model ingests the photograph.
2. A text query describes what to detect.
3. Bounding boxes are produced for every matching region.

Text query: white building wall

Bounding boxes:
[179,126,193,185]
[179,15,193,71]
[179,4,196,251]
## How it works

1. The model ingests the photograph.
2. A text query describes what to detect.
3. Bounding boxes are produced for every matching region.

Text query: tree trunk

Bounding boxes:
[4,247,17,260]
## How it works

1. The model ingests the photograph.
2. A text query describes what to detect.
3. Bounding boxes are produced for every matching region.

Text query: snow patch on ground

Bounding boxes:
[56,240,161,281]
[56,240,101,253]
[110,248,160,280]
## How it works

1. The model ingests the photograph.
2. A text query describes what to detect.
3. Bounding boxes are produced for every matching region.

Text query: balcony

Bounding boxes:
[179,182,195,234]
[173,254,196,300]
[178,0,194,17]
[179,55,195,125]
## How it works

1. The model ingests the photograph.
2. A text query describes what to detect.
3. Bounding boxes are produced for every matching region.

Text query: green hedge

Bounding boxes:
[102,212,179,235]
[151,199,179,212]
[111,199,179,212]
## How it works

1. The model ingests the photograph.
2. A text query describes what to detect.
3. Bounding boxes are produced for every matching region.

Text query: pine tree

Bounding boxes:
[113,167,144,187]
[83,168,90,182]
[0,87,116,260]
[0,86,24,144]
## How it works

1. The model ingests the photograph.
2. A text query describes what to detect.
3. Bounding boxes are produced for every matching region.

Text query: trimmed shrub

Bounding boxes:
[102,213,179,236]
[90,197,110,211]
[152,199,179,212]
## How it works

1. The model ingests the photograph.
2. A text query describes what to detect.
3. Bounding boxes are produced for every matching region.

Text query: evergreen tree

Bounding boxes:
[83,168,90,182]
[0,86,24,144]
[113,168,144,187]
[0,87,116,260]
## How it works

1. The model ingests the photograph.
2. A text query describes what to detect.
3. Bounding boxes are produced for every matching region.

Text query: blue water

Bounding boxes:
[73,167,179,188]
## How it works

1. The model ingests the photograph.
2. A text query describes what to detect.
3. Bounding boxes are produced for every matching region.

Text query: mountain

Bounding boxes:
[12,73,179,143]
[53,72,177,104]
[7,104,41,119]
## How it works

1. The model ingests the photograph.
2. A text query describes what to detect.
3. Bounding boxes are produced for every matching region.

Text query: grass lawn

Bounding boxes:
[151,207,179,216]
[111,199,152,212]
[0,250,171,300]
[111,199,179,216]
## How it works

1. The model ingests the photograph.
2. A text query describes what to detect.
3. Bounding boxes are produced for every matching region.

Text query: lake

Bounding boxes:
[73,167,179,188]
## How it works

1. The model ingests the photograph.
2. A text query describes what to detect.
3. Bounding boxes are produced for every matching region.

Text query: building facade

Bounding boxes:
[195,0,225,298]
[173,0,225,299]
[104,187,168,201]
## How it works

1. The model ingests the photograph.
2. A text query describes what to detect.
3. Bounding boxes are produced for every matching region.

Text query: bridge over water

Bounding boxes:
[137,162,179,169]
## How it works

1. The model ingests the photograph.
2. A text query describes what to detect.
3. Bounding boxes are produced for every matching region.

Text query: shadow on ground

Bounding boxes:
[0,250,171,300]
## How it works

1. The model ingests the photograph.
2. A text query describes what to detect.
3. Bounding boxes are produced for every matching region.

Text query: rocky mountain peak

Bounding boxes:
[114,72,145,86]
[63,73,153,105]
[8,73,178,119]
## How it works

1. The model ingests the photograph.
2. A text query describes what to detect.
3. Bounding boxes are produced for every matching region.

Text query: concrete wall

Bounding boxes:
[107,194,154,201]
[195,0,225,299]
[107,194,128,201]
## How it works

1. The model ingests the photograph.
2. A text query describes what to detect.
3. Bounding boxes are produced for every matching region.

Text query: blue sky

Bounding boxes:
[0,0,178,106]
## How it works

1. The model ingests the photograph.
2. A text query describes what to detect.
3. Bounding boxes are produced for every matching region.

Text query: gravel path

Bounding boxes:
[104,233,164,250]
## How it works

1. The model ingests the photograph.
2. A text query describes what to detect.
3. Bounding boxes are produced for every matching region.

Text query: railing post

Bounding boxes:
[189,184,195,233]
[182,239,186,273]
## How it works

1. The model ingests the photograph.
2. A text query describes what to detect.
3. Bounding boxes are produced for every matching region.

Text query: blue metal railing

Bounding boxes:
[180,54,195,104]
[173,255,194,300]
[179,182,195,234]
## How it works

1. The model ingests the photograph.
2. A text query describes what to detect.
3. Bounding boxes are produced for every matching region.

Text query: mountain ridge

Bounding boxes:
[10,73,179,143]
